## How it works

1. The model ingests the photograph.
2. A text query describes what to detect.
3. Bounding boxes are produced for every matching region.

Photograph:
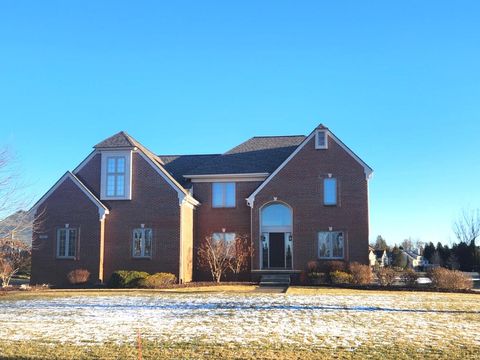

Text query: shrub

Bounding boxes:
[429,267,473,290]
[349,262,373,285]
[401,269,418,287]
[108,270,149,288]
[327,261,346,273]
[138,272,177,289]
[376,267,397,286]
[329,270,353,284]
[307,260,320,273]
[66,269,90,285]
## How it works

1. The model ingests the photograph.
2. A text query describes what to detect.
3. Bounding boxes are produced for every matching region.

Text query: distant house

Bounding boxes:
[403,250,428,270]
[369,246,389,267]
[29,124,373,286]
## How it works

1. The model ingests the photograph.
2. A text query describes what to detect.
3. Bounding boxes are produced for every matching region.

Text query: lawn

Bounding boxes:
[0,286,478,359]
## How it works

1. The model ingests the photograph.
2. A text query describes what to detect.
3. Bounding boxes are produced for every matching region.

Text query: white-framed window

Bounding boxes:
[315,130,328,149]
[100,150,132,200]
[212,232,236,242]
[56,227,77,258]
[318,231,344,259]
[106,156,126,197]
[324,178,337,205]
[212,182,236,208]
[132,228,153,258]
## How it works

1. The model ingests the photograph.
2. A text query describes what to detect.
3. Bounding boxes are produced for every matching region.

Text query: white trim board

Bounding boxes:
[246,127,373,207]
[184,173,269,183]
[29,172,109,221]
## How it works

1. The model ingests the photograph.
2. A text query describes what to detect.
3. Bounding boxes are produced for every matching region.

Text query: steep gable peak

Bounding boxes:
[94,131,137,149]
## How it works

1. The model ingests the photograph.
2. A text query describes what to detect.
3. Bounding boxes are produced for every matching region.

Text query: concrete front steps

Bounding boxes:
[259,274,291,287]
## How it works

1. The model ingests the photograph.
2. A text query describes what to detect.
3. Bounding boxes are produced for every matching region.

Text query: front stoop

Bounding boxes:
[258,274,291,293]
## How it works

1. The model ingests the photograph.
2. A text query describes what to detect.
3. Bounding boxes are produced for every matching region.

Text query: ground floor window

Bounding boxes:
[132,228,152,258]
[56,227,77,258]
[318,231,344,259]
[212,232,236,242]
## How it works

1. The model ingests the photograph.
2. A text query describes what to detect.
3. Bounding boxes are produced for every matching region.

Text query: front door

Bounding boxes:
[269,232,285,268]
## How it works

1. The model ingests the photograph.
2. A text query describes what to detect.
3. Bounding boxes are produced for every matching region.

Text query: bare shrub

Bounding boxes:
[227,234,253,278]
[327,261,346,272]
[349,262,373,285]
[66,269,90,285]
[0,238,30,287]
[330,270,353,284]
[307,260,320,273]
[429,267,473,290]
[138,272,177,288]
[401,269,418,287]
[376,267,397,286]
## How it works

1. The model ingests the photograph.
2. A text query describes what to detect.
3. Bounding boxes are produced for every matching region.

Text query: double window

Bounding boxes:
[318,231,344,259]
[106,157,126,197]
[132,228,152,258]
[56,227,77,258]
[212,182,236,208]
[323,178,337,205]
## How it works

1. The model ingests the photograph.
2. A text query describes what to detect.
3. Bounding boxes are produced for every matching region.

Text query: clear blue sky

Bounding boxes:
[1,1,479,246]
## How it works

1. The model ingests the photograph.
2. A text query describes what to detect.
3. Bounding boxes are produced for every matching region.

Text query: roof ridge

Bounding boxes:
[158,154,221,157]
[251,135,306,139]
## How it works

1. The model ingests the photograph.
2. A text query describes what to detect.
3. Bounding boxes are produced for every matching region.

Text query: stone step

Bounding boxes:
[259,274,291,287]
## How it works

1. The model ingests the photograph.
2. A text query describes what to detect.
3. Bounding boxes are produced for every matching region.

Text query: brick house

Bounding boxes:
[30,124,372,286]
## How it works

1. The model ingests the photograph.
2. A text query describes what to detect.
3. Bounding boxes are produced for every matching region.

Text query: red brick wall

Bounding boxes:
[192,181,261,281]
[77,152,182,282]
[251,133,369,271]
[32,150,185,286]
[31,178,101,286]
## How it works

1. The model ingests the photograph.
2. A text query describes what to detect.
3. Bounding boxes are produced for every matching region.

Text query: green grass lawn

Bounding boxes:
[0,286,478,359]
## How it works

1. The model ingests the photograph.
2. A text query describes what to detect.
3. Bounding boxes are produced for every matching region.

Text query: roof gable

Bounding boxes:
[246,124,373,206]
[29,172,109,220]
[94,132,136,148]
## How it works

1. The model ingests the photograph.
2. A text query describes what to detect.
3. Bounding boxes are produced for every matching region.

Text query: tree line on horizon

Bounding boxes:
[372,208,480,272]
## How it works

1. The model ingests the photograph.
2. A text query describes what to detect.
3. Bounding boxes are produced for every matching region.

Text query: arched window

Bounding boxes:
[261,203,292,228]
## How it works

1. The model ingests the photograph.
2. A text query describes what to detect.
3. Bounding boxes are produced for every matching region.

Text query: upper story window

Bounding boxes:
[100,151,132,200]
[318,231,344,259]
[212,182,236,208]
[132,228,152,258]
[324,178,337,205]
[57,226,77,259]
[315,130,328,149]
[106,157,125,197]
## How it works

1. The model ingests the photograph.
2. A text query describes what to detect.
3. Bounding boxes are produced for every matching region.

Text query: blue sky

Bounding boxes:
[1,1,479,246]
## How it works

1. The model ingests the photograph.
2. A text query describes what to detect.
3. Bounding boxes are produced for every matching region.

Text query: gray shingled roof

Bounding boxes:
[159,154,221,186]
[158,135,306,182]
[94,132,306,187]
[94,132,136,148]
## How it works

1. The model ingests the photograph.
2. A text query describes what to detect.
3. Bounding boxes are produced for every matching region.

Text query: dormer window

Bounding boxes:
[100,150,132,200]
[106,157,125,196]
[315,130,328,149]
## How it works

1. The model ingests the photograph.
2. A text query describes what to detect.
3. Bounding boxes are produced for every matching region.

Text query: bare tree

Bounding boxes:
[197,235,235,283]
[453,208,480,270]
[401,238,413,252]
[0,147,43,285]
[0,238,30,287]
[227,234,253,278]
[453,208,480,244]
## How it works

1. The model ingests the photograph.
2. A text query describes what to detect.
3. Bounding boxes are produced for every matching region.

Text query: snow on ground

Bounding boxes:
[0,292,479,350]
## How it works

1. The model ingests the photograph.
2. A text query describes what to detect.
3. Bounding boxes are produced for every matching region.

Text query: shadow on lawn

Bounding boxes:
[3,300,479,315]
